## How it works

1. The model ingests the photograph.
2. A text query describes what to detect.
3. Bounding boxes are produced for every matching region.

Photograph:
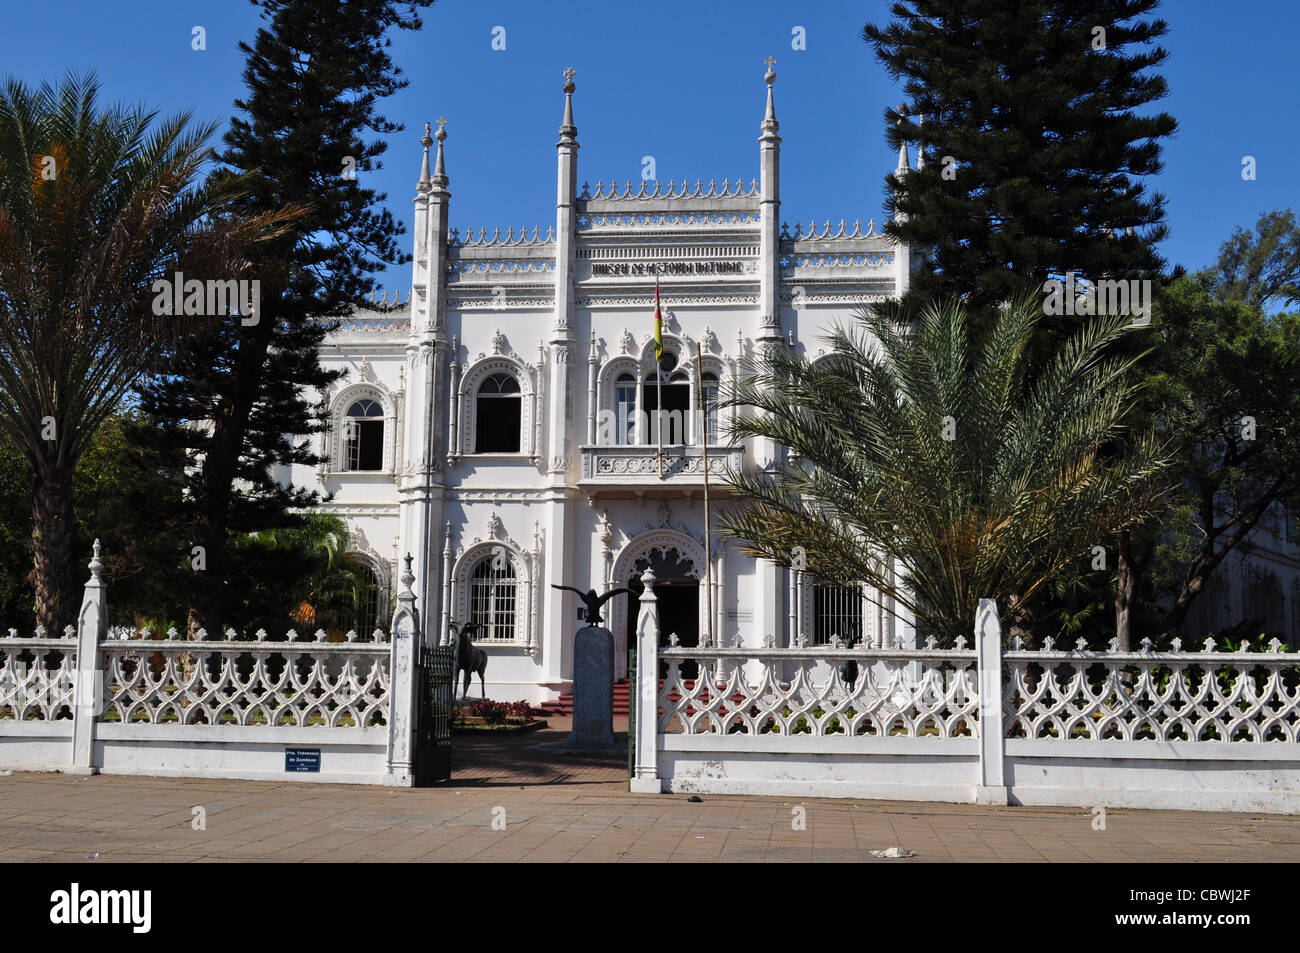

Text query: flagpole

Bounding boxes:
[696,341,713,648]
[657,369,664,478]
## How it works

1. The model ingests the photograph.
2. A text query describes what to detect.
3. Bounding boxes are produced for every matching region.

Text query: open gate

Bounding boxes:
[413,644,454,784]
[627,647,636,779]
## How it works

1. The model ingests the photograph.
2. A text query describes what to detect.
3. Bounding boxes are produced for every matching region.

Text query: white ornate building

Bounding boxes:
[287,65,918,702]
[288,66,1300,704]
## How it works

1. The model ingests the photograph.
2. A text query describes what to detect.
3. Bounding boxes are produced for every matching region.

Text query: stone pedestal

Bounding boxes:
[565,624,615,747]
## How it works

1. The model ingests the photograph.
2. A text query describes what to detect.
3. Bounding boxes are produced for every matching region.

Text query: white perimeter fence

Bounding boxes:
[629,569,1300,814]
[0,543,425,785]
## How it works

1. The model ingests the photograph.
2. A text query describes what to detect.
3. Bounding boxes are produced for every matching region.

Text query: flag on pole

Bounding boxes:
[653,281,663,363]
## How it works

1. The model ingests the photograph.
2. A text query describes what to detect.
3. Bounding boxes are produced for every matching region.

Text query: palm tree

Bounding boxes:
[238,515,377,637]
[0,72,292,630]
[720,293,1172,645]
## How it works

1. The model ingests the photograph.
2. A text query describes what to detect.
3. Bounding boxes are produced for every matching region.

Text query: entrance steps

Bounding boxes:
[537,678,631,717]
[535,679,748,717]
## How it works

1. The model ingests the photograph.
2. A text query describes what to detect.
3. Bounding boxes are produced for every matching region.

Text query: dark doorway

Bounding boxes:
[625,577,700,680]
[656,584,699,680]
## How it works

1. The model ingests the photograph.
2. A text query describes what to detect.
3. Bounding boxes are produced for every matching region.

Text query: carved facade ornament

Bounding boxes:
[620,328,638,355]
[492,328,507,354]
[597,509,615,553]
[358,358,374,382]
[656,498,671,527]
[702,327,720,353]
[486,512,503,539]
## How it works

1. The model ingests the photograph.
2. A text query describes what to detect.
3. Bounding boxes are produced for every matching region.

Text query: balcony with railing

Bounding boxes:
[579,443,743,488]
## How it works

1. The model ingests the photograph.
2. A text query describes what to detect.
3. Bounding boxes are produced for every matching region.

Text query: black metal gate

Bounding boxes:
[414,644,454,785]
[627,648,636,779]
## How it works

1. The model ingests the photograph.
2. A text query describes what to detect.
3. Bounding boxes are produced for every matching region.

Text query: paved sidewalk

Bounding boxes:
[1,719,1297,862]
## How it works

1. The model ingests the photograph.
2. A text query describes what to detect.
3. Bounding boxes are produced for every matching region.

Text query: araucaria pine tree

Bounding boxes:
[134,0,435,633]
[864,0,1178,312]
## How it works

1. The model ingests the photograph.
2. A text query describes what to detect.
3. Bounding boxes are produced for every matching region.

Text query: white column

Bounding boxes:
[542,70,581,684]
[587,330,598,445]
[398,122,450,635]
[751,62,784,661]
[440,522,454,646]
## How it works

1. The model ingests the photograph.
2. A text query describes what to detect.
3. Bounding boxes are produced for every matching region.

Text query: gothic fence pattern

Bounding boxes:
[98,630,391,729]
[0,544,429,786]
[631,577,1300,814]
[657,647,978,739]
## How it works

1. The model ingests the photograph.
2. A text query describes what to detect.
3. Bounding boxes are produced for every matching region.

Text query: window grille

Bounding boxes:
[812,580,863,646]
[469,555,517,640]
[702,372,719,444]
[350,559,382,636]
[615,374,636,445]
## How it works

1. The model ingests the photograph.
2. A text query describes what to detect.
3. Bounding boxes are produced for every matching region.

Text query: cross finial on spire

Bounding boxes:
[559,68,578,141]
[761,57,779,133]
[429,116,448,187]
[417,122,433,191]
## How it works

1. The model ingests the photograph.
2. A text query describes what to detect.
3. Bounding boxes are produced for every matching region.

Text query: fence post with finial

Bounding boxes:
[384,554,421,786]
[630,567,662,793]
[70,539,107,774]
[974,598,1008,804]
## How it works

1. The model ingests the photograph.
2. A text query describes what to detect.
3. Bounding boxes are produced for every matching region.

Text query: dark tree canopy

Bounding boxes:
[864,0,1177,313]
[133,0,436,631]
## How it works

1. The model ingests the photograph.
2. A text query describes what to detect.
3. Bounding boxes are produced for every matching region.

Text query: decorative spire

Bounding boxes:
[417,122,433,192]
[894,101,910,174]
[431,116,448,189]
[896,141,910,173]
[559,67,577,142]
[88,539,103,580]
[761,57,778,135]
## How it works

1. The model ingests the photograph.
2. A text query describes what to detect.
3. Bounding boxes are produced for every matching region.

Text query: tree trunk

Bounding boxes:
[30,461,77,634]
[1115,532,1135,652]
[188,315,273,636]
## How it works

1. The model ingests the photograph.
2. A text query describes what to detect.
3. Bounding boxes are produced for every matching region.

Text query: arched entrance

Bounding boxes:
[609,530,706,680]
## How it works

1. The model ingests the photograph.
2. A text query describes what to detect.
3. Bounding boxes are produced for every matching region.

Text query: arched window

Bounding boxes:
[1243,568,1284,636]
[469,555,517,640]
[1292,579,1300,647]
[475,373,522,453]
[643,351,690,446]
[615,373,637,445]
[344,399,384,471]
[349,558,383,637]
[812,580,863,646]
[1187,574,1230,638]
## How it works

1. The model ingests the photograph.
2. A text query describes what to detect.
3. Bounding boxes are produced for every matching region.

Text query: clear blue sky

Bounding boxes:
[4,0,1296,289]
